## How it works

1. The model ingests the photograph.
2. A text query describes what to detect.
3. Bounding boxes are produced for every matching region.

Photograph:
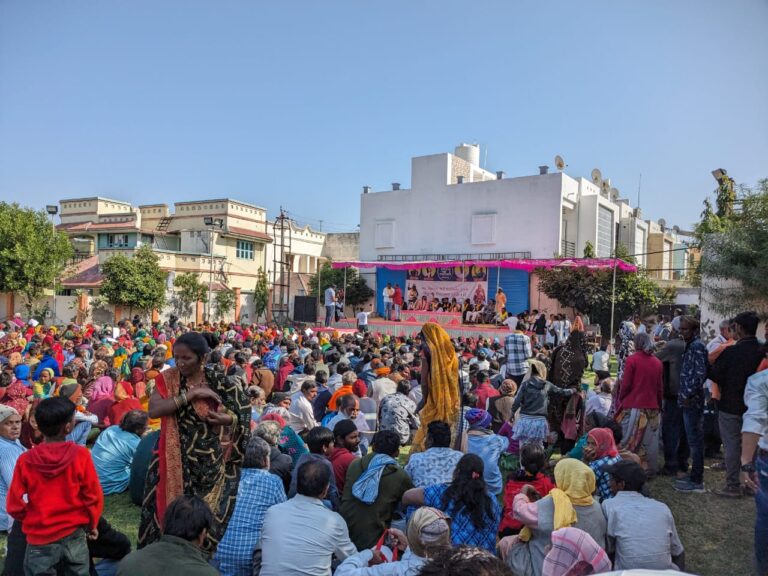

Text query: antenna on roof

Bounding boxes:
[637,173,642,208]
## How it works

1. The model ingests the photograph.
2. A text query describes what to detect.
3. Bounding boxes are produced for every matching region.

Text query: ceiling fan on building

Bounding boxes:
[591,168,603,187]
[554,155,567,171]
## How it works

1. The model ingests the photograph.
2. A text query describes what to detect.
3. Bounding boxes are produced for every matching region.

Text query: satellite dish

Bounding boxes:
[554,155,566,171]
[658,218,667,229]
[601,179,611,194]
[610,187,620,198]
[591,169,602,186]
[673,225,680,234]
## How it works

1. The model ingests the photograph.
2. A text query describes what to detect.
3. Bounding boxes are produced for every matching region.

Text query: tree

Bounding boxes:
[696,178,768,316]
[253,267,269,322]
[535,262,671,338]
[582,241,595,258]
[308,260,373,308]
[101,244,166,319]
[173,272,208,322]
[214,289,236,321]
[0,203,73,316]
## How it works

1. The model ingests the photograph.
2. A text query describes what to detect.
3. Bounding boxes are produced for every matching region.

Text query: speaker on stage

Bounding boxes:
[293,296,318,323]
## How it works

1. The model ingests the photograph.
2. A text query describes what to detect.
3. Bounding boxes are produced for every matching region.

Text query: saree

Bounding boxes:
[411,323,460,452]
[138,366,250,556]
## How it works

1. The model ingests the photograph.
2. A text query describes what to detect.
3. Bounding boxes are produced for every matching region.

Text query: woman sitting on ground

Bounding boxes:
[499,443,555,537]
[402,453,501,553]
[582,427,622,502]
[335,506,451,575]
[498,459,607,576]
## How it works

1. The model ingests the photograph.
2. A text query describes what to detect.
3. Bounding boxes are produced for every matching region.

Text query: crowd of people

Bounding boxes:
[0,306,766,575]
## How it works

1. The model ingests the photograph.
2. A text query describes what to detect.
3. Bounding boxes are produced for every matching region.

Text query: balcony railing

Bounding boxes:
[561,240,576,257]
[67,253,92,266]
[377,252,531,262]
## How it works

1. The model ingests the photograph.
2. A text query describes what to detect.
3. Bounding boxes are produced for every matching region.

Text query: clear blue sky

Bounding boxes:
[1,0,766,233]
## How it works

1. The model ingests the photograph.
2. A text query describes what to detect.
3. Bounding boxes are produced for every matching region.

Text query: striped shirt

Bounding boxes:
[0,437,26,531]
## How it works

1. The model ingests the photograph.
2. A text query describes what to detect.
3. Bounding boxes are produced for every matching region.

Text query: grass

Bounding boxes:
[0,356,759,575]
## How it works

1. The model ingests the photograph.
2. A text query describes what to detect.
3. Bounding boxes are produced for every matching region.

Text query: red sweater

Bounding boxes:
[475,383,501,410]
[329,447,358,493]
[7,441,104,545]
[618,351,664,411]
[499,473,555,533]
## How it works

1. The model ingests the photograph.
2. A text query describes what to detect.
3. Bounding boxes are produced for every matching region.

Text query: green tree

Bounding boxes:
[253,267,269,321]
[101,244,166,319]
[535,263,670,338]
[214,289,236,321]
[309,261,373,308]
[697,178,768,316]
[0,203,73,316]
[582,240,595,258]
[173,272,208,321]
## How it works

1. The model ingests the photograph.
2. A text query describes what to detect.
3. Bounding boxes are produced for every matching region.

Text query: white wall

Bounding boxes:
[360,154,566,260]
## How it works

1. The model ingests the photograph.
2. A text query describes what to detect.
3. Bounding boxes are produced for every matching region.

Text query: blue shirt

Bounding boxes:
[91,426,141,495]
[216,468,286,576]
[504,333,532,376]
[0,437,26,531]
[467,432,509,495]
[423,483,501,553]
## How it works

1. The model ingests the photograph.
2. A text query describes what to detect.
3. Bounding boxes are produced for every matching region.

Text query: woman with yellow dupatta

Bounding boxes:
[138,332,250,556]
[498,459,607,576]
[411,322,462,452]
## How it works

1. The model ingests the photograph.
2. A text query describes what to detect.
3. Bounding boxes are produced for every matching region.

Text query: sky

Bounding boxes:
[1,0,766,233]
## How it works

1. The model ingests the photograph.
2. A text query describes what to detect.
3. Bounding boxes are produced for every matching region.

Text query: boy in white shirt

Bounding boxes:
[356,305,371,333]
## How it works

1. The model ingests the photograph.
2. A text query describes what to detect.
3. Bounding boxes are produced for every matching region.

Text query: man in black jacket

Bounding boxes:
[710,311,764,497]
[656,331,689,476]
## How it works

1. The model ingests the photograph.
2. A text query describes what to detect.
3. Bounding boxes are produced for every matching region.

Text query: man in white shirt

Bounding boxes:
[324,285,336,327]
[503,314,519,331]
[356,305,371,333]
[260,460,357,576]
[382,283,394,321]
[591,343,611,380]
[288,380,319,436]
[603,460,685,571]
[371,367,397,407]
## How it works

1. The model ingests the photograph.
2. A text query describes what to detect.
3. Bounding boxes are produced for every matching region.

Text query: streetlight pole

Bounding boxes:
[46,205,59,326]
[609,256,618,353]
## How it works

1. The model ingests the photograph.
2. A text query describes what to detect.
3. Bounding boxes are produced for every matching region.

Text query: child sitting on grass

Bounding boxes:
[7,396,104,576]
[498,443,555,537]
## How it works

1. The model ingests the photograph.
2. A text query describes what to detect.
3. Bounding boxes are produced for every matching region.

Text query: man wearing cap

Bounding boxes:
[0,406,25,532]
[602,460,685,571]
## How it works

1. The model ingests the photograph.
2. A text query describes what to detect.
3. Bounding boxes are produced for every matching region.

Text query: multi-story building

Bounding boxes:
[358,144,645,314]
[54,196,331,323]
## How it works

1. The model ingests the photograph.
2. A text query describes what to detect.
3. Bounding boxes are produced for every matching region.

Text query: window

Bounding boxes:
[375,221,395,248]
[107,234,129,248]
[236,240,254,260]
[471,213,496,245]
[596,206,614,257]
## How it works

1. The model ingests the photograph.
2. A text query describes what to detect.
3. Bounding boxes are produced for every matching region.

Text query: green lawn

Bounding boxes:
[0,356,760,575]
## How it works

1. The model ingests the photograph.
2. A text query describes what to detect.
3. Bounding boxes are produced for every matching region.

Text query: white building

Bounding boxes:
[360,144,630,263]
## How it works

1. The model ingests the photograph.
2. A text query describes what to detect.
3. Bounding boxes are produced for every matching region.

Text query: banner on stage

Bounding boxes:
[406,265,488,305]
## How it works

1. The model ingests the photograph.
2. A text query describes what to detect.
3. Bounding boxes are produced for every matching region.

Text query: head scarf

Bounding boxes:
[587,428,619,459]
[465,408,492,430]
[542,527,613,576]
[0,405,20,423]
[411,323,459,452]
[14,365,30,382]
[500,379,517,396]
[59,382,83,404]
[261,411,287,428]
[529,359,549,380]
[520,459,595,543]
[38,368,54,381]
[130,367,145,385]
[407,507,451,558]
[375,366,391,377]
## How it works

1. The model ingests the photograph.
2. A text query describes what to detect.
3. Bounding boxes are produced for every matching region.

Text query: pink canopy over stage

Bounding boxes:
[331,257,637,273]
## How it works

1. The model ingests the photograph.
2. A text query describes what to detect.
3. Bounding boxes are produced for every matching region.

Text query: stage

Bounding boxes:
[316,310,514,340]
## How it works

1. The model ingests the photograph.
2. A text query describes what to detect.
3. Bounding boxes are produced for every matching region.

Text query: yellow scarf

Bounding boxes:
[520,459,595,542]
[411,323,459,452]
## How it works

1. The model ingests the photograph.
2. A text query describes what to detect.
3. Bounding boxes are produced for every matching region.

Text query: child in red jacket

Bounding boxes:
[498,443,555,537]
[7,397,104,575]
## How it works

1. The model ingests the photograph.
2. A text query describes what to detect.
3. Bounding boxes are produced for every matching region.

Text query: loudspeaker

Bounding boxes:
[293,296,318,323]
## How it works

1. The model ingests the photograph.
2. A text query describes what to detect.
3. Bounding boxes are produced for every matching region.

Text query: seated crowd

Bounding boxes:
[0,307,765,576]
